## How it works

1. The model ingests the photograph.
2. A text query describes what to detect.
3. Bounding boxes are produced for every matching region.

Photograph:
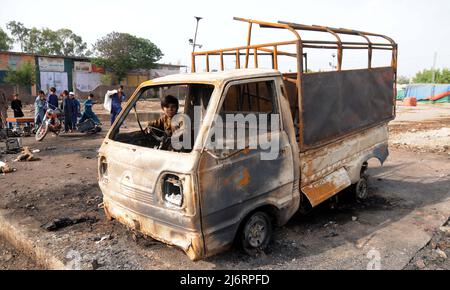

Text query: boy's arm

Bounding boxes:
[146,116,165,133]
[147,117,162,128]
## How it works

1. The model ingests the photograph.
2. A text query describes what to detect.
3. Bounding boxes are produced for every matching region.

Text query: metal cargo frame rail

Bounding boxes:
[192,17,398,150]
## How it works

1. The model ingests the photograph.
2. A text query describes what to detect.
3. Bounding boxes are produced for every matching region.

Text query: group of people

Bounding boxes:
[0,84,125,131]
[33,87,100,132]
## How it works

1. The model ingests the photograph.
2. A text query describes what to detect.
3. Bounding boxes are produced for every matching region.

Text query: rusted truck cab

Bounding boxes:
[98,18,397,260]
[98,69,300,260]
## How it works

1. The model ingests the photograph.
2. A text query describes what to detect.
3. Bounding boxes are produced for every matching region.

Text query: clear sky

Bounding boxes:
[1,0,449,77]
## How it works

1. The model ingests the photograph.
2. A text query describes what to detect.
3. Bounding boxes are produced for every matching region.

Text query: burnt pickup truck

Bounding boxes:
[98,18,397,260]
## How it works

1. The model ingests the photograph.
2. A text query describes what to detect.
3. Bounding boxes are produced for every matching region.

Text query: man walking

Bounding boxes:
[110,86,126,125]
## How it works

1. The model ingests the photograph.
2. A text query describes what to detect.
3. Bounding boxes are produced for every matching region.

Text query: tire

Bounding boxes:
[241,211,272,255]
[35,122,49,141]
[354,175,369,201]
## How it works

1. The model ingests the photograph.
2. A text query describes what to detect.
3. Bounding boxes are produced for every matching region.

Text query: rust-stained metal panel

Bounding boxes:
[301,167,351,207]
[300,124,389,188]
[197,130,296,255]
[301,67,394,148]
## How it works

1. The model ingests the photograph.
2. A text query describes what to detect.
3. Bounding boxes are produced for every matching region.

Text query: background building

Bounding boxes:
[0,51,186,103]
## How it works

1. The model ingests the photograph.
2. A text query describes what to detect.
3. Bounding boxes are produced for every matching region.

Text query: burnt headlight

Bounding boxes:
[162,174,183,207]
[99,156,108,182]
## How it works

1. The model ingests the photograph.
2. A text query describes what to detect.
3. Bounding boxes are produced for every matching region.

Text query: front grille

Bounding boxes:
[120,183,154,204]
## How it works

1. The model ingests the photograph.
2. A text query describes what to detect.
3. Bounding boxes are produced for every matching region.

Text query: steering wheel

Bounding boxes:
[146,126,167,142]
[144,125,173,150]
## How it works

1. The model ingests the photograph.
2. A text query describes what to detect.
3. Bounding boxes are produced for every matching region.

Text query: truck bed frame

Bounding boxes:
[191,17,397,151]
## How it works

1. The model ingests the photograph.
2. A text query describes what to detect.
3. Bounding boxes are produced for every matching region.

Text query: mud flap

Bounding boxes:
[301,168,352,207]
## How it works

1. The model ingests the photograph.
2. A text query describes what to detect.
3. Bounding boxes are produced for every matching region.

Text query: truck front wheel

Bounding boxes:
[241,211,272,255]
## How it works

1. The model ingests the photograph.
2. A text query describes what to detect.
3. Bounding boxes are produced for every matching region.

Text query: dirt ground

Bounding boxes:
[405,219,450,270]
[0,103,449,270]
[389,103,450,153]
[0,236,40,270]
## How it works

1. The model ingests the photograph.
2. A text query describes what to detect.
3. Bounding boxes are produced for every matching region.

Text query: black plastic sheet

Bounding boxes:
[301,67,395,148]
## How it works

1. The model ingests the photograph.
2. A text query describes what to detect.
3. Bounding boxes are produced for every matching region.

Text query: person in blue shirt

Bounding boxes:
[110,86,126,125]
[47,87,59,110]
[71,92,81,128]
[79,94,100,124]
[34,91,47,131]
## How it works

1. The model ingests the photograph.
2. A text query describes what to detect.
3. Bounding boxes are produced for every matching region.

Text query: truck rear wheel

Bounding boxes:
[241,211,272,255]
[355,175,369,201]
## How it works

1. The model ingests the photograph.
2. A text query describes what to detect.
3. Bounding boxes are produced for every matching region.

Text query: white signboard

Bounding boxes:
[74,71,102,92]
[74,61,92,72]
[40,72,68,94]
[39,57,65,72]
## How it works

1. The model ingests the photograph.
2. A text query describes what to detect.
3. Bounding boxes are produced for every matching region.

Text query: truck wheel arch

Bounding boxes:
[346,144,389,184]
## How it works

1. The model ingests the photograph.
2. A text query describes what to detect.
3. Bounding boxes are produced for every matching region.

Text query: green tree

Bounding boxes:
[6,21,90,56]
[436,68,450,83]
[4,61,36,93]
[0,27,13,50]
[100,74,113,86]
[412,69,433,83]
[57,29,88,56]
[93,32,163,83]
[412,68,450,84]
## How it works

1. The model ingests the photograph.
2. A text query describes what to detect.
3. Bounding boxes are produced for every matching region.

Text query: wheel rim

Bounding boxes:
[37,124,47,138]
[246,215,268,248]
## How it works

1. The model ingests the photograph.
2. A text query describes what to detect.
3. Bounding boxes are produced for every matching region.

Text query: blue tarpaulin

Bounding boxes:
[403,84,450,102]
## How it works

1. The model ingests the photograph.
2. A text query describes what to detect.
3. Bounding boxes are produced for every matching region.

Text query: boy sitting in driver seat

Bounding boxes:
[146,95,182,137]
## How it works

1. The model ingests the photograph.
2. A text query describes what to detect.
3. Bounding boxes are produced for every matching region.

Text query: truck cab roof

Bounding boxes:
[141,69,281,86]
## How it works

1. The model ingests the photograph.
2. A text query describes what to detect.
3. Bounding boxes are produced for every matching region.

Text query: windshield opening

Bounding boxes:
[110,83,215,153]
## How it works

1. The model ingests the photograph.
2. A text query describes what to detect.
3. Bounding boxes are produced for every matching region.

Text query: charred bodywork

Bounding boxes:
[98,18,397,260]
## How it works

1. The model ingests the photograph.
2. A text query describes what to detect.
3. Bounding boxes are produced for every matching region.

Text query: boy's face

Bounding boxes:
[162,104,178,118]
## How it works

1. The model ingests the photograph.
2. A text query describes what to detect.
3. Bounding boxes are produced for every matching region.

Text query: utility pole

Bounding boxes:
[431,51,437,83]
[189,16,203,53]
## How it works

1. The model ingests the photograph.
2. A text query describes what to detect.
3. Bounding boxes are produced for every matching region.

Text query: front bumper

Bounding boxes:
[103,197,205,261]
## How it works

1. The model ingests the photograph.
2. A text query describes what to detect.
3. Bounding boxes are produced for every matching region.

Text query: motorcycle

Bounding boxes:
[35,107,63,141]
[35,101,102,141]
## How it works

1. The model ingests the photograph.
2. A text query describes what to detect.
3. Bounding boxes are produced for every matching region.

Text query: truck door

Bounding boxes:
[197,78,295,254]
